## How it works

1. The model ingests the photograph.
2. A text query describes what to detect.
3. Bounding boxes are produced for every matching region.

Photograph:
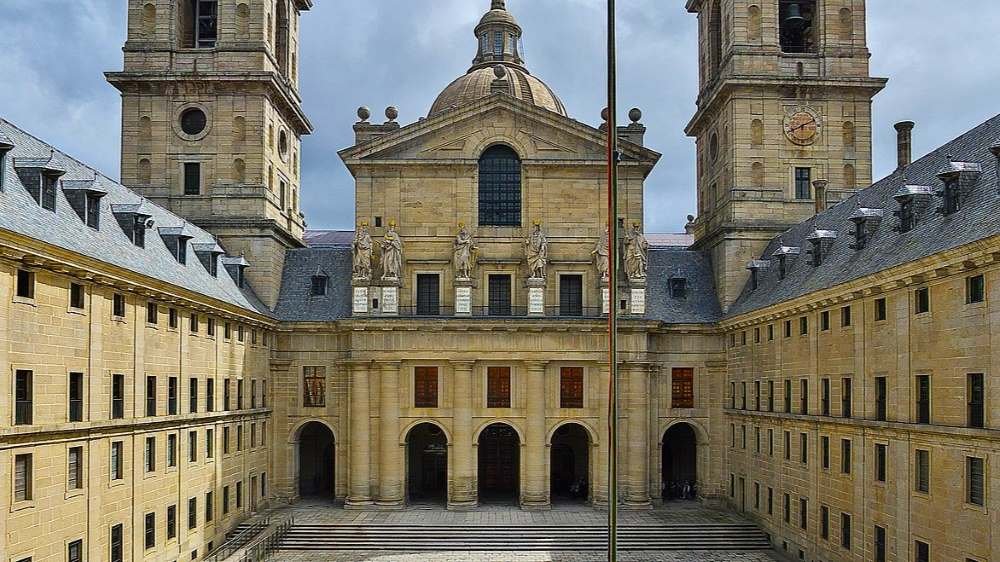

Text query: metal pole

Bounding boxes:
[606,0,619,560]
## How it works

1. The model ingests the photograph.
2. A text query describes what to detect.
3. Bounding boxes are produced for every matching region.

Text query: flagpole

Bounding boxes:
[606,0,619,559]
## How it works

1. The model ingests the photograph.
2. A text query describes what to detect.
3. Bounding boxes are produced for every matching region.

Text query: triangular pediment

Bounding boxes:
[339,94,659,172]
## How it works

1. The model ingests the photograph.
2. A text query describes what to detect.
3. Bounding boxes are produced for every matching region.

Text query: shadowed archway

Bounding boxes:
[661,423,698,501]
[298,421,335,498]
[406,422,448,505]
[550,423,591,504]
[477,422,520,504]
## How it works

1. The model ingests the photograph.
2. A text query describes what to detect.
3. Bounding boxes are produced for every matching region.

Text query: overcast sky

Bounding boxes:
[1,1,997,233]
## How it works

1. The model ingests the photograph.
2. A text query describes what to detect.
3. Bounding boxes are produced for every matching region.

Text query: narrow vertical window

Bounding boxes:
[794,167,811,199]
[111,523,124,562]
[16,269,35,299]
[486,366,512,408]
[167,376,178,415]
[821,378,830,416]
[167,433,177,467]
[111,441,124,480]
[302,366,326,407]
[414,367,439,408]
[167,505,177,539]
[14,453,33,501]
[914,287,930,314]
[67,372,84,422]
[874,297,887,321]
[841,439,852,474]
[488,274,512,316]
[967,457,985,506]
[183,162,201,195]
[875,376,887,421]
[478,145,522,226]
[967,373,985,428]
[914,540,929,562]
[840,513,852,549]
[67,539,83,562]
[15,369,33,425]
[145,436,156,472]
[416,274,441,316]
[915,375,931,424]
[875,443,887,482]
[915,449,930,493]
[671,368,694,408]
[68,446,83,489]
[967,274,985,304]
[559,274,584,317]
[841,378,852,418]
[144,512,155,549]
[70,282,85,310]
[560,367,584,408]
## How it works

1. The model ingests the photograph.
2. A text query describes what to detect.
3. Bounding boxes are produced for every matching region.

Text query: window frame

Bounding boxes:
[559,366,585,409]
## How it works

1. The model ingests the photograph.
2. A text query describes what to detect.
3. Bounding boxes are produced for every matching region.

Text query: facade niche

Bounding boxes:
[779,0,817,53]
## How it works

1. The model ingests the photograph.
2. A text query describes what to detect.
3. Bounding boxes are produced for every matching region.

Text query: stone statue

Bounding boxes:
[352,223,373,280]
[592,227,610,282]
[380,222,404,282]
[453,223,478,280]
[624,222,649,281]
[524,221,548,279]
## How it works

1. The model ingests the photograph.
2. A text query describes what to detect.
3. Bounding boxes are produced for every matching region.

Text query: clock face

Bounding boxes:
[784,110,820,145]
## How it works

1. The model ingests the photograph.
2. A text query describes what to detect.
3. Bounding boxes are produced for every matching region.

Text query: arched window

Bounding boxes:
[236,3,250,36]
[839,8,853,41]
[747,5,762,41]
[139,116,152,142]
[276,0,289,76]
[842,121,856,149]
[751,119,764,146]
[709,0,723,77]
[478,145,521,227]
[141,3,157,37]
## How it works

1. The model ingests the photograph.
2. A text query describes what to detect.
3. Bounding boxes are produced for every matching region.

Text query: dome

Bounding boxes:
[427,0,568,118]
[429,65,567,118]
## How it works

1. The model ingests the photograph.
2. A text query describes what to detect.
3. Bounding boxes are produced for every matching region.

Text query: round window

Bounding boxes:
[709,132,720,162]
[180,108,208,136]
[278,130,289,159]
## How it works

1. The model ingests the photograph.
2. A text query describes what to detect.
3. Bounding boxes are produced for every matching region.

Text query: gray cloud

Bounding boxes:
[1,0,997,234]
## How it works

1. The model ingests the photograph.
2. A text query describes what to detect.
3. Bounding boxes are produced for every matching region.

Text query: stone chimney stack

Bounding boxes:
[895,121,915,170]
[813,179,829,215]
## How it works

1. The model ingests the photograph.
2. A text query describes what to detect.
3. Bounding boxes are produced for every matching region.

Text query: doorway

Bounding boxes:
[406,423,448,505]
[478,423,520,504]
[298,422,335,498]
[661,423,698,501]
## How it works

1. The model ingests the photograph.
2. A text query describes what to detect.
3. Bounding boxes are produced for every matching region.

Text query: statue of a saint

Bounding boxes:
[624,222,649,281]
[453,223,478,280]
[524,221,548,279]
[380,222,404,282]
[352,223,373,280]
[592,227,610,282]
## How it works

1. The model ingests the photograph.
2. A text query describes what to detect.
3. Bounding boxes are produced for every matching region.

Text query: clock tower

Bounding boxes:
[685,0,886,310]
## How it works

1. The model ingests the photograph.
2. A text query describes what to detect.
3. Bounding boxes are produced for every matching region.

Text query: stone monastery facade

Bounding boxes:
[0,1,998,561]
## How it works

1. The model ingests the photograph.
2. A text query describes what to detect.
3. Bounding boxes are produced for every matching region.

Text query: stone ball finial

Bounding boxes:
[687,214,695,222]
[493,64,507,80]
[601,107,610,122]
[357,106,371,122]
[492,0,506,9]
[385,106,399,122]
[629,107,642,123]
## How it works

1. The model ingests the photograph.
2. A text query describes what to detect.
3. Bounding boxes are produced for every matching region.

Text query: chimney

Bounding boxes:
[812,179,829,215]
[894,121,915,170]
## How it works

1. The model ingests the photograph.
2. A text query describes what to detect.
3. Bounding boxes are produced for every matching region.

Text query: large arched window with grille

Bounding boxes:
[478,145,522,227]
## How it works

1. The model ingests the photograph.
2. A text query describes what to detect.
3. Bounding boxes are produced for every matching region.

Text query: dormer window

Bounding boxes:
[893,185,932,233]
[669,277,687,299]
[193,243,225,277]
[15,156,66,210]
[177,238,187,264]
[222,256,250,289]
[805,230,837,267]
[0,135,13,191]
[936,161,982,216]
[848,208,883,251]
[941,178,960,215]
[158,225,195,265]
[898,199,915,231]
[63,180,106,229]
[746,260,770,291]
[311,274,328,296]
[772,246,801,280]
[41,173,58,211]
[133,215,148,247]
[113,204,152,248]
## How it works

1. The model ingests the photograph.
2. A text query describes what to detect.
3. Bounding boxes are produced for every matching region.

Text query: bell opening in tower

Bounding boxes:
[779,0,817,54]
[180,0,218,48]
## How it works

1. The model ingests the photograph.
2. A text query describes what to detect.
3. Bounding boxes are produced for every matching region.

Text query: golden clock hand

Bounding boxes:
[789,118,817,134]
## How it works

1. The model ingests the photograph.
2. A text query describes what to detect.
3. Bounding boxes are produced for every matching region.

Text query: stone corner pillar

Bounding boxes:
[521,360,550,510]
[376,361,404,509]
[345,360,374,508]
[448,360,478,510]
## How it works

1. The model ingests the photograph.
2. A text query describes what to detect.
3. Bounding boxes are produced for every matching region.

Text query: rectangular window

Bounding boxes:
[223,486,230,514]
[224,378,231,410]
[767,324,774,341]
[236,481,243,508]
[841,378,852,418]
[783,493,790,523]
[189,378,198,413]
[69,282,85,309]
[416,274,441,316]
[968,373,985,428]
[967,274,985,304]
[145,436,156,472]
[146,376,157,416]
[167,504,177,539]
[224,322,231,339]
[841,439,852,474]
[68,372,84,422]
[915,375,930,424]
[206,491,214,522]
[113,292,126,317]
[840,513,852,549]
[767,487,773,515]
[875,297,887,321]
[41,174,58,210]
[741,382,747,409]
[67,539,83,562]
[768,429,774,456]
[206,428,214,459]
[784,380,792,413]
[188,497,197,529]
[251,379,258,408]
[167,433,177,467]
[800,379,808,414]
[967,456,985,506]
[168,307,178,329]
[754,380,761,410]
[168,376,178,415]
[15,369,33,425]
[875,376,887,421]
[841,305,852,327]
[111,440,124,480]
[915,449,930,493]
[672,368,694,408]
[488,274,512,316]
[67,446,83,489]
[794,167,812,199]
[414,367,439,408]
[14,453,32,501]
[821,378,831,416]
[784,431,791,460]
[207,317,215,336]
[784,320,792,338]
[875,443,887,482]
[111,523,124,562]
[799,498,808,529]
[239,378,245,408]
[223,426,230,454]
[303,366,326,407]
[146,302,157,324]
[183,162,201,195]
[560,367,584,408]
[237,424,243,451]
[799,316,808,335]
[237,325,245,342]
[109,373,124,420]
[915,540,929,562]
[206,378,215,412]
[800,433,808,464]
[767,381,774,412]
[559,274,584,316]
[189,313,199,333]
[820,505,829,539]
[915,287,930,314]
[874,525,886,562]
[16,269,35,299]
[486,366,511,408]
[821,436,830,469]
[144,512,155,549]
[820,310,830,331]
[189,431,198,462]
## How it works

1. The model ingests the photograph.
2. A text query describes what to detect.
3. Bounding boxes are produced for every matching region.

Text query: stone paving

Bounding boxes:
[264,500,780,562]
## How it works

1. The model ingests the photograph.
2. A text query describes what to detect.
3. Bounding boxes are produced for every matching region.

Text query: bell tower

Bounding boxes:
[107,0,313,308]
[685,0,886,310]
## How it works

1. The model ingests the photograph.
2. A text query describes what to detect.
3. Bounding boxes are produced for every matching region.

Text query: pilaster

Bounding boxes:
[449,360,477,509]
[521,360,549,509]
[346,361,373,508]
[377,361,403,508]
[624,362,652,509]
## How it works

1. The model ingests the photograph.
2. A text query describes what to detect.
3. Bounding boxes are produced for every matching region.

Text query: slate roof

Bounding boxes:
[273,247,353,321]
[645,248,722,324]
[304,230,354,247]
[728,113,1000,318]
[0,118,268,314]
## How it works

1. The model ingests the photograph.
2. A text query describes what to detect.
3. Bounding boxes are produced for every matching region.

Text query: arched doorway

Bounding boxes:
[550,423,590,504]
[478,423,520,504]
[298,422,335,498]
[661,423,698,501]
[406,423,448,505]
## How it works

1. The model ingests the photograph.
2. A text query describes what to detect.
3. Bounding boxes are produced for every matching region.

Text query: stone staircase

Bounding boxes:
[276,523,772,552]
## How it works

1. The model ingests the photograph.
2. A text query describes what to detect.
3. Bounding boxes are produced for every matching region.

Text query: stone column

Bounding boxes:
[624,362,651,508]
[592,362,611,507]
[522,361,549,509]
[346,361,373,508]
[377,361,403,508]
[449,361,477,509]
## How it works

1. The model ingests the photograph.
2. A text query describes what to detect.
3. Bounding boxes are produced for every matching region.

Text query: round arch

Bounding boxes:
[472,418,526,445]
[289,418,339,444]
[548,421,594,504]
[404,422,449,505]
[399,419,453,447]
[476,422,522,505]
[659,418,710,447]
[470,136,530,161]
[292,420,337,499]
[658,420,707,502]
[546,419,600,446]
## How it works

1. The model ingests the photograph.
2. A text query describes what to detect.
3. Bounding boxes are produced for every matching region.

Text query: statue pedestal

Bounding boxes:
[352,280,370,315]
[629,280,647,315]
[454,278,473,316]
[600,280,611,315]
[527,277,545,316]
[379,282,399,316]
